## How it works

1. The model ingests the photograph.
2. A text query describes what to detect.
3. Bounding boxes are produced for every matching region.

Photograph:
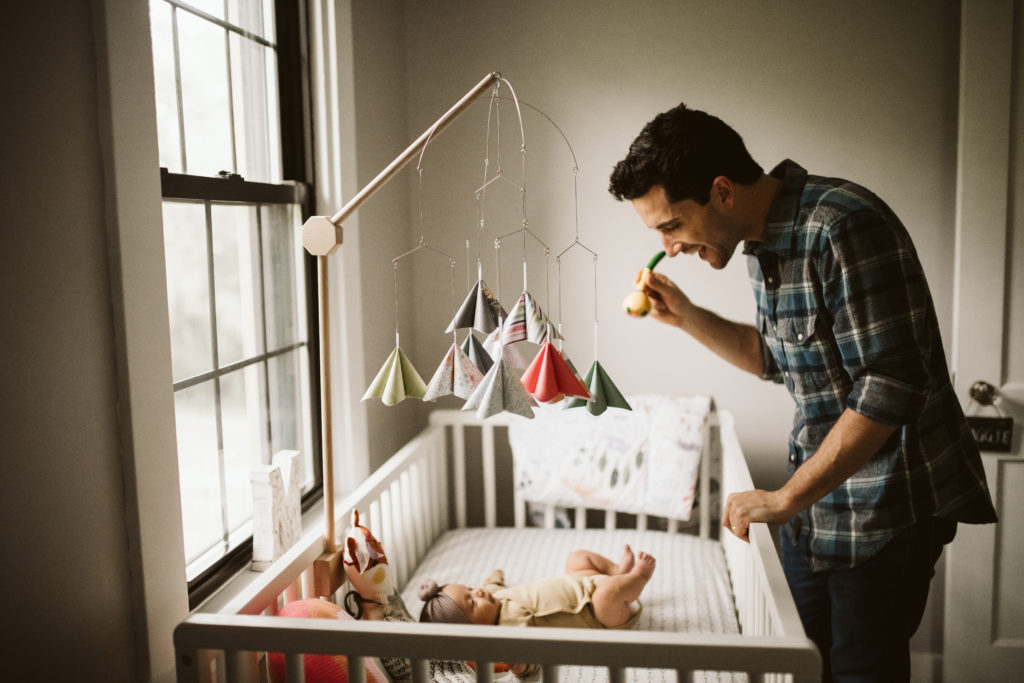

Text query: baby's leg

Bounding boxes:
[590,551,656,628]
[565,546,634,576]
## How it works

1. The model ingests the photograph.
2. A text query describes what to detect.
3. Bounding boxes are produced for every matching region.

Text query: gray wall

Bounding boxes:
[395,0,960,493]
[1,2,139,680]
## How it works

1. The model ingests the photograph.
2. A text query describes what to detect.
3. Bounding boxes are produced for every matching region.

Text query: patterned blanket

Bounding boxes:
[508,395,714,521]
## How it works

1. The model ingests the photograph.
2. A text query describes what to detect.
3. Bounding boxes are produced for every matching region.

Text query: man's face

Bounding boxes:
[630,184,741,270]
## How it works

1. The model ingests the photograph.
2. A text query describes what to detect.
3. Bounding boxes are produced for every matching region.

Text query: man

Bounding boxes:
[608,103,997,683]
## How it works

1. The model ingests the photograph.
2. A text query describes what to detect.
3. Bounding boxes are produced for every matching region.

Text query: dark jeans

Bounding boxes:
[780,517,957,683]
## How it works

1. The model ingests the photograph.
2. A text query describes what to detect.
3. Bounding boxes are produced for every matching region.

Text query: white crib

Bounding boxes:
[174,408,820,683]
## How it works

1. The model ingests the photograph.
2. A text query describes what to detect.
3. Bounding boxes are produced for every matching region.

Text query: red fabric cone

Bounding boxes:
[520,342,591,403]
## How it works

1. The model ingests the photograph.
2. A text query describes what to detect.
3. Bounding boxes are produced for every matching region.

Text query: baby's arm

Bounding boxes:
[482,568,506,590]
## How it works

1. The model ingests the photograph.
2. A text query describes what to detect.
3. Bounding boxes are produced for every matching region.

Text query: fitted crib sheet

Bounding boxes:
[400,527,743,683]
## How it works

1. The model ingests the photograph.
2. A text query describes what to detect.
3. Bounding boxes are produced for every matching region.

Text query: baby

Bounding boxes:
[418,545,655,631]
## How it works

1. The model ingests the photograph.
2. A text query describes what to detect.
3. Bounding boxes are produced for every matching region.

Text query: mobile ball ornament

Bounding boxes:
[622,250,666,317]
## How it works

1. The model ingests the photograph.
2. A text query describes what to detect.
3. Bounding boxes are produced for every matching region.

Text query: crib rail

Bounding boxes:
[176,406,819,683]
[176,615,821,683]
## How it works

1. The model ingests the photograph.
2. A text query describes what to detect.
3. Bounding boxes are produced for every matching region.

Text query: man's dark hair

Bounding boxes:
[608,103,763,205]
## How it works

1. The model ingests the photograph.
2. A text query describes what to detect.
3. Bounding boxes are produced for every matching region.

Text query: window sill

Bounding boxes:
[193,497,327,614]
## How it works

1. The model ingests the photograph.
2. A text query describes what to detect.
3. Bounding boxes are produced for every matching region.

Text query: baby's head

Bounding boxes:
[418,579,498,626]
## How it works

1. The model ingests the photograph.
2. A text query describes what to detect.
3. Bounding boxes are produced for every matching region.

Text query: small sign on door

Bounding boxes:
[967,416,1014,453]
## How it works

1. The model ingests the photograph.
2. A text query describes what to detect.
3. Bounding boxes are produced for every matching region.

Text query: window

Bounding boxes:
[149,0,320,607]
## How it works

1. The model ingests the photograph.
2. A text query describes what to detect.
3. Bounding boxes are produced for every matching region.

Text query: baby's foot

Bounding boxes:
[631,551,656,580]
[618,544,635,574]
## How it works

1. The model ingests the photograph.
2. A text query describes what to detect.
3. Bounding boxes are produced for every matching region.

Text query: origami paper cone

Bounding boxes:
[563,360,632,415]
[423,343,485,401]
[520,342,591,403]
[483,327,527,373]
[362,346,427,406]
[446,280,507,334]
[460,332,493,375]
[501,290,561,345]
[462,358,536,420]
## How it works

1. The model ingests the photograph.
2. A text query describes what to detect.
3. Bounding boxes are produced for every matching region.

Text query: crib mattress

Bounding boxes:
[400,527,743,683]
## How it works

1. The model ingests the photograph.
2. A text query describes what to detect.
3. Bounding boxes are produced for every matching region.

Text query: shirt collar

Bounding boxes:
[742,159,807,257]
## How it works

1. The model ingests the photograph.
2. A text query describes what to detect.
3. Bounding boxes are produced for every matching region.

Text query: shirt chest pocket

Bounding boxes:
[777,311,839,395]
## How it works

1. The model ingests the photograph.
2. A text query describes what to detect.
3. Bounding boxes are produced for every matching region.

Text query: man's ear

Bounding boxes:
[711,176,734,208]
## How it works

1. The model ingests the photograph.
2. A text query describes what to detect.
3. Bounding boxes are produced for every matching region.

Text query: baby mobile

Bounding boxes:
[363,77,630,419]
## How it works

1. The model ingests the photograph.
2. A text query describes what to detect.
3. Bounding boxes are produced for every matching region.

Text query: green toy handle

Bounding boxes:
[645,250,666,272]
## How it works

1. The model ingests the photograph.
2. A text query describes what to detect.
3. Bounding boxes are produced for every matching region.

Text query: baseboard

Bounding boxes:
[911,651,941,683]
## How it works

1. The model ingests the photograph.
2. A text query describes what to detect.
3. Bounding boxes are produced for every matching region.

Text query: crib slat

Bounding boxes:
[605,509,615,530]
[286,653,305,683]
[541,664,559,683]
[174,648,202,683]
[482,424,497,527]
[675,669,697,683]
[609,666,627,683]
[432,436,447,537]
[348,656,366,683]
[225,650,250,683]
[575,506,586,529]
[302,566,315,601]
[453,424,467,528]
[513,485,526,528]
[409,463,427,562]
[477,661,494,683]
[411,658,429,683]
[543,505,555,529]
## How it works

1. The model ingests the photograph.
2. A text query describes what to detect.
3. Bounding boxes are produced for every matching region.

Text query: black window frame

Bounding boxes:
[153,0,322,609]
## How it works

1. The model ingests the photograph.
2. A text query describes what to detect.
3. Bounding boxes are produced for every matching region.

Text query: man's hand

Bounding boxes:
[637,270,692,328]
[721,489,795,542]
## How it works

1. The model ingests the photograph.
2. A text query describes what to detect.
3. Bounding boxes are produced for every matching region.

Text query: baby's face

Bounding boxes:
[442,583,498,625]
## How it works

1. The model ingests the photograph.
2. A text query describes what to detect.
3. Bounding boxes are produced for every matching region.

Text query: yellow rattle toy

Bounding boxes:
[623,250,666,317]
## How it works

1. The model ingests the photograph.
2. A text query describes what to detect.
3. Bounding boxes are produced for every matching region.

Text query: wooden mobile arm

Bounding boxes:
[304,71,501,596]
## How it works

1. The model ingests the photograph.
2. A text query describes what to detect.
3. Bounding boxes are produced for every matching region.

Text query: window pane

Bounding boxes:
[228,0,275,42]
[182,0,225,20]
[230,33,279,182]
[175,381,222,568]
[261,203,301,349]
[212,204,264,366]
[149,0,182,172]
[163,201,213,381]
[269,349,314,490]
[221,365,266,532]
[178,10,234,176]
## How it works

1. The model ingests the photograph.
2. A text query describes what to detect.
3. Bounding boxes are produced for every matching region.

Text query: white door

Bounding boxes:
[943,2,1024,680]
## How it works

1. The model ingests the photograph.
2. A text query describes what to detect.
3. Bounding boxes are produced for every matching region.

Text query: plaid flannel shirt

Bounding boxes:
[745,160,996,571]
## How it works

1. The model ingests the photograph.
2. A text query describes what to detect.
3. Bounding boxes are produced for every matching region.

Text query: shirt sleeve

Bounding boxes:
[820,207,933,425]
[758,330,783,383]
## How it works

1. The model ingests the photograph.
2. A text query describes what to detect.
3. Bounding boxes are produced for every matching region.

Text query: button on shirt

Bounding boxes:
[744,160,997,571]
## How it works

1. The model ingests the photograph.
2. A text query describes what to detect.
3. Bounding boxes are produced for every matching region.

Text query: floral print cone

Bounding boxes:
[423,343,484,401]
[501,290,561,345]
[462,358,536,420]
[362,346,427,406]
[520,341,591,403]
[460,332,493,375]
[446,280,507,334]
[483,326,527,374]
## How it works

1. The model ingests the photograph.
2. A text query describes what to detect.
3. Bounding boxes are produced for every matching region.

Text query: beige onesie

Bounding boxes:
[482,570,642,630]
